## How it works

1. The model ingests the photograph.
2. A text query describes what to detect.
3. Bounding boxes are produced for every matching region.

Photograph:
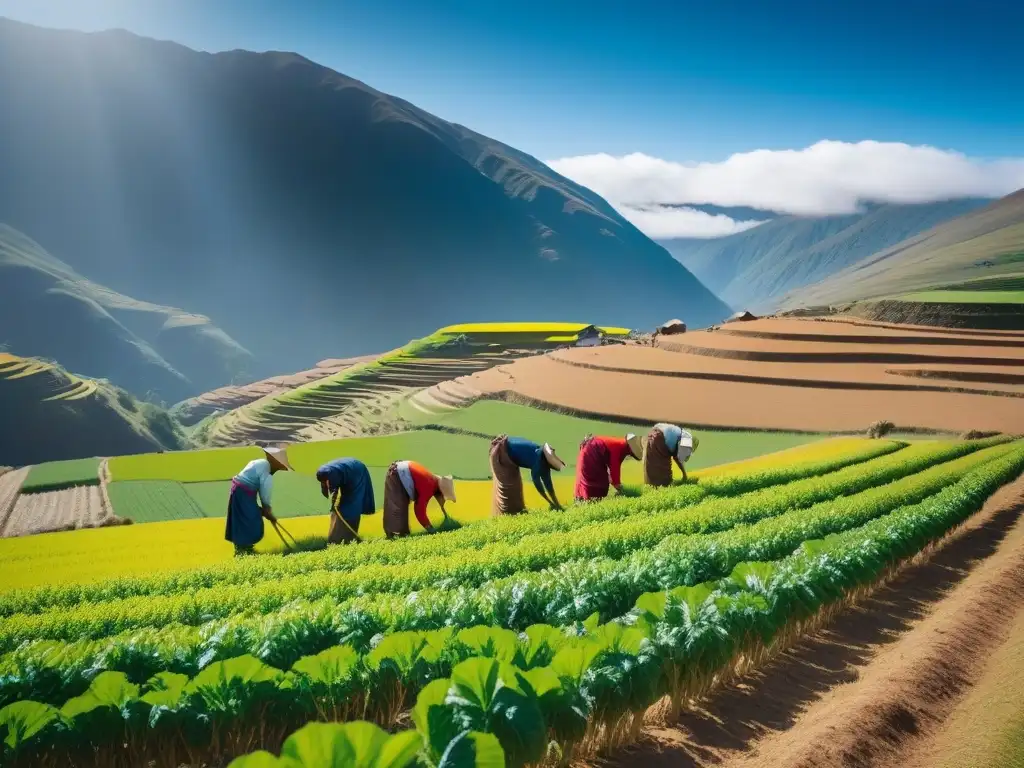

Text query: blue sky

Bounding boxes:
[2,0,1022,237]
[2,0,1021,162]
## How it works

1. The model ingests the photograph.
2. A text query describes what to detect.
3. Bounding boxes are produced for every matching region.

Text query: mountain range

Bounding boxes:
[662,199,991,311]
[0,224,252,402]
[0,18,730,394]
[784,189,1024,308]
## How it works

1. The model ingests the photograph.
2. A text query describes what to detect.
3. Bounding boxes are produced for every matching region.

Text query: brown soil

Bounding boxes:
[461,318,1024,433]
[586,476,1024,768]
[3,484,115,537]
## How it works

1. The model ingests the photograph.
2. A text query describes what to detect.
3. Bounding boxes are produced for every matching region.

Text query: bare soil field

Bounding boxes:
[0,466,29,535]
[587,476,1024,768]
[462,317,1024,433]
[2,484,117,538]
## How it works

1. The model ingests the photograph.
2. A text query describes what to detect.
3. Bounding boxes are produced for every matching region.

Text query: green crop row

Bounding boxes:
[3,449,1021,768]
[19,458,101,494]
[0,440,986,642]
[1,441,1016,706]
[0,438,919,615]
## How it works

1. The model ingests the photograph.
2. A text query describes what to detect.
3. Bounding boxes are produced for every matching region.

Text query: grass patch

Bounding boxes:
[108,446,262,483]
[423,400,827,471]
[20,458,101,493]
[897,289,1024,304]
[107,480,205,523]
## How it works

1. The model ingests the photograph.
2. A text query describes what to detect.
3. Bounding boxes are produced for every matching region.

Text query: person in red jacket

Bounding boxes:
[574,433,644,501]
[382,460,456,538]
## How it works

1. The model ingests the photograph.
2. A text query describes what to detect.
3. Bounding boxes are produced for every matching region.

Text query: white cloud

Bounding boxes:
[549,140,1024,238]
[616,205,763,239]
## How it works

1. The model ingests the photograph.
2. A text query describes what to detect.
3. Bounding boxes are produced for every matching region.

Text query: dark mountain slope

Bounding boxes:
[0,224,252,402]
[0,19,729,375]
[785,189,1024,307]
[663,199,989,311]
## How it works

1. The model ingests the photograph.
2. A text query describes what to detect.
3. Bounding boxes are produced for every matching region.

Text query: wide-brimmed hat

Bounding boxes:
[437,475,457,503]
[542,443,566,471]
[264,445,293,471]
[626,433,643,459]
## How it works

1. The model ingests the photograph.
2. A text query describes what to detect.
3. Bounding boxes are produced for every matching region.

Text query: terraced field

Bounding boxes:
[205,323,631,447]
[1,434,1019,767]
[455,317,1024,434]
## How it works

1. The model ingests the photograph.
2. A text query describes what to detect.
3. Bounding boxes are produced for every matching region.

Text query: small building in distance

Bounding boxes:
[655,318,687,336]
[574,325,604,347]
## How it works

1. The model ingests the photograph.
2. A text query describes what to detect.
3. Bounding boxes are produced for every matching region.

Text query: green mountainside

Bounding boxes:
[0,224,252,402]
[0,18,730,379]
[663,199,989,311]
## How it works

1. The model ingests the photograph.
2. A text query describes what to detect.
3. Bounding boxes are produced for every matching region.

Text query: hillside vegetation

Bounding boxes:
[0,18,730,374]
[0,224,252,402]
[785,189,1024,321]
[663,199,988,312]
[0,353,186,466]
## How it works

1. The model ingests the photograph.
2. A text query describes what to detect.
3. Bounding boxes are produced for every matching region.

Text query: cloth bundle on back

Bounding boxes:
[225,445,293,556]
[316,457,376,544]
[574,433,643,501]
[489,434,565,515]
[382,460,456,538]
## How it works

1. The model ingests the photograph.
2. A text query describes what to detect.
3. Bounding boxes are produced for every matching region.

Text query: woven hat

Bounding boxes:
[542,443,566,471]
[264,445,293,471]
[626,433,643,459]
[437,475,457,503]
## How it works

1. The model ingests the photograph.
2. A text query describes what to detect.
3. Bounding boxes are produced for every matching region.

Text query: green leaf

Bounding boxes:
[280,722,356,767]
[0,701,60,750]
[634,591,668,619]
[61,671,139,718]
[413,678,460,761]
[457,627,519,663]
[437,730,505,768]
[141,671,189,708]
[583,613,600,633]
[226,751,287,768]
[551,642,601,683]
[448,658,503,713]
[186,655,282,692]
[291,646,360,685]
[592,624,647,656]
[668,582,716,615]
[516,667,561,699]
[366,632,438,674]
[375,729,423,768]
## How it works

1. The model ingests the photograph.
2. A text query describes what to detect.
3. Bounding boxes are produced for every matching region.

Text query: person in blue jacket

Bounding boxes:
[489,434,566,516]
[316,457,376,544]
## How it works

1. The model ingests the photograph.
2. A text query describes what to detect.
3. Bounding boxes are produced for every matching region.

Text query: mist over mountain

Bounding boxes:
[660,199,990,311]
[0,18,730,385]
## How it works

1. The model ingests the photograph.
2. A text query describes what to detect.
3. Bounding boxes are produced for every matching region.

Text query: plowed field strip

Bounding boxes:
[591,477,1024,768]
[0,467,29,537]
[548,355,1024,399]
[719,328,1024,348]
[5,485,108,538]
[659,341,1024,367]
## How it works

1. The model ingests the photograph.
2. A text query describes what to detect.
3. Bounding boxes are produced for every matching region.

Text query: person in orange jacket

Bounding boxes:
[381,460,456,538]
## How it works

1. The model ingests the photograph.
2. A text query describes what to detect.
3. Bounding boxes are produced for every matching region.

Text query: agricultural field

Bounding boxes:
[19,458,101,494]
[205,323,633,447]
[1,433,1021,767]
[455,317,1024,434]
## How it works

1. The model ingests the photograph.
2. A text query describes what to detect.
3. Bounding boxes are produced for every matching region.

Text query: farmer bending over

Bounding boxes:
[489,434,566,515]
[573,433,643,501]
[316,457,376,544]
[225,445,292,556]
[382,460,456,538]
[643,423,699,486]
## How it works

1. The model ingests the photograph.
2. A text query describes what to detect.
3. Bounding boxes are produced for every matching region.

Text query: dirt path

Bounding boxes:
[588,475,1024,768]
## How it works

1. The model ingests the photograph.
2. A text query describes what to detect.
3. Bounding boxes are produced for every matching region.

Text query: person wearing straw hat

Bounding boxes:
[489,434,566,516]
[316,457,376,544]
[381,460,456,539]
[225,445,292,556]
[643,424,700,487]
[573,433,643,501]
